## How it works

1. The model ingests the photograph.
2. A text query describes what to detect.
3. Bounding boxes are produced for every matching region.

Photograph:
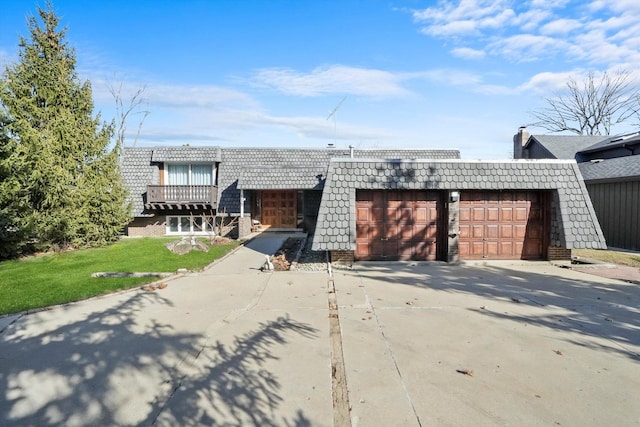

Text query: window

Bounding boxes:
[166,216,214,234]
[167,164,214,185]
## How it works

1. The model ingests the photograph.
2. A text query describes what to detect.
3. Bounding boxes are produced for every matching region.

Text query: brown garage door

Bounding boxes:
[458,191,547,260]
[355,190,442,261]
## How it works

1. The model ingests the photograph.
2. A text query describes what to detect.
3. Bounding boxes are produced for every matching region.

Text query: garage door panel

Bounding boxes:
[515,207,528,221]
[459,191,547,260]
[459,224,470,238]
[487,208,499,221]
[500,224,513,238]
[414,224,437,240]
[471,241,484,257]
[485,241,498,257]
[472,208,485,221]
[523,240,541,258]
[485,225,499,239]
[413,240,436,260]
[400,224,413,239]
[499,241,514,256]
[356,207,370,222]
[355,190,442,261]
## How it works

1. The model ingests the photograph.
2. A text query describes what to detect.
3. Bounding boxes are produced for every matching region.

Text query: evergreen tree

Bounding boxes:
[0,3,130,257]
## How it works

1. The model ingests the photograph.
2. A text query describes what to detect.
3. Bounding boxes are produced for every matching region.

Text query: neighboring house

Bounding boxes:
[122,145,605,262]
[514,127,640,251]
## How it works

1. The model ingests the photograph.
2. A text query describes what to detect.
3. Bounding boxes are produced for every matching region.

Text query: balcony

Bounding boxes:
[146,185,218,210]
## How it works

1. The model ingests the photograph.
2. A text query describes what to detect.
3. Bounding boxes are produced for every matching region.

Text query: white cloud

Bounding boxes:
[517,70,584,94]
[411,0,640,70]
[451,47,486,59]
[414,0,515,37]
[489,34,566,62]
[250,65,412,97]
[539,18,582,35]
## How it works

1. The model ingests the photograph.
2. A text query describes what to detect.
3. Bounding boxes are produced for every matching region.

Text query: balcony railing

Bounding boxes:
[146,185,218,208]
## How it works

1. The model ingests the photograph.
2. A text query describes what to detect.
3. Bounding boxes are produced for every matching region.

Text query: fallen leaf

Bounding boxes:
[553,349,563,356]
[456,369,474,376]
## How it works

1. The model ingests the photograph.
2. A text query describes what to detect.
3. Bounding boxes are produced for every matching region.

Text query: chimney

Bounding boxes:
[513,126,530,159]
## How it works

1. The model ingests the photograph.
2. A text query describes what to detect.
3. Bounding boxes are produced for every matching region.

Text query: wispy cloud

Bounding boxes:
[249,65,412,97]
[411,0,640,71]
[451,47,486,59]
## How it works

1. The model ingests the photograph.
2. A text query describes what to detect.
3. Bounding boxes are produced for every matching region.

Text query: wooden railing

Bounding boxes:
[146,185,217,206]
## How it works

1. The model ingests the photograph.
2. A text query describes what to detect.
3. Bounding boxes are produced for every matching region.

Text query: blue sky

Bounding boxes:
[2,0,640,159]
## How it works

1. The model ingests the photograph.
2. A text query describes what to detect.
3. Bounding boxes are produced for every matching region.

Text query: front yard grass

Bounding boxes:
[0,237,238,316]
[573,248,640,268]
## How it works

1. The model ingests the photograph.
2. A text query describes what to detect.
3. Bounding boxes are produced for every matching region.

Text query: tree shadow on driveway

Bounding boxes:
[349,262,640,361]
[0,291,318,426]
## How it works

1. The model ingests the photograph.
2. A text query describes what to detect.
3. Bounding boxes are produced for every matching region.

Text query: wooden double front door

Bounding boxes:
[261,190,297,228]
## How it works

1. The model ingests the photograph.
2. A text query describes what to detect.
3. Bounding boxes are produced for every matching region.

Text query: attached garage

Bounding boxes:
[458,191,549,260]
[355,190,444,261]
[312,159,606,263]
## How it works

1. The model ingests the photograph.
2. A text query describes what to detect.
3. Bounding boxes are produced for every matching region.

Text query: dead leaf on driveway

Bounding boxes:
[456,369,474,376]
[553,349,563,356]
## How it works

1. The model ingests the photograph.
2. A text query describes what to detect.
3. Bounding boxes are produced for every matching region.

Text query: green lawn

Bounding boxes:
[0,237,238,315]
[573,248,640,268]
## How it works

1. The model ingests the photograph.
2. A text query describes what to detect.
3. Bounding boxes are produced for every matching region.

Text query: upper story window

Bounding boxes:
[166,164,215,186]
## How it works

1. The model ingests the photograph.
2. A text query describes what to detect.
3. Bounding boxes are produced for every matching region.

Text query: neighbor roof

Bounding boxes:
[526,135,605,159]
[578,155,640,182]
[312,159,606,252]
[577,132,640,154]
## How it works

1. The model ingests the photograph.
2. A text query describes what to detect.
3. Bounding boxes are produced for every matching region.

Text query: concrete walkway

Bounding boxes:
[1,238,639,426]
[0,232,333,426]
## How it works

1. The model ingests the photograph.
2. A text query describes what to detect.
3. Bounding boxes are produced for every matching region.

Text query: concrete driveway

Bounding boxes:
[1,234,639,426]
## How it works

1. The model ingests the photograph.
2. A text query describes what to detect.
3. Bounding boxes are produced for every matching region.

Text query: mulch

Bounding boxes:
[269,237,304,271]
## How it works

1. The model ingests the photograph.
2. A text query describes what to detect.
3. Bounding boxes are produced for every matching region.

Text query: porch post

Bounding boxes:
[240,189,245,217]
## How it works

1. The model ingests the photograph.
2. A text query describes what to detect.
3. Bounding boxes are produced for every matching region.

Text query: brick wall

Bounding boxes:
[548,246,571,260]
[238,216,252,239]
[331,250,354,264]
[126,217,165,237]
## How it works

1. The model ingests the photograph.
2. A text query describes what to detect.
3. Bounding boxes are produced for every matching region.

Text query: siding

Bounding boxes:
[587,180,640,250]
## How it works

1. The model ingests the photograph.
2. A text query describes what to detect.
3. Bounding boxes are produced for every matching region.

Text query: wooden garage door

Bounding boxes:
[356,190,442,261]
[458,191,547,260]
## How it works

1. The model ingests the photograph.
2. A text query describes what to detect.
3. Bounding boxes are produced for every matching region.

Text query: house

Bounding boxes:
[514,127,640,251]
[122,145,606,262]
[122,146,459,237]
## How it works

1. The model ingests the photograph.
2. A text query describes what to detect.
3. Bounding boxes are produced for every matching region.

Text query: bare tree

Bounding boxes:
[109,82,150,155]
[531,70,639,135]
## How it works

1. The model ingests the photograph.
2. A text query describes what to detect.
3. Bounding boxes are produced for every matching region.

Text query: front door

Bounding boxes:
[261,191,297,228]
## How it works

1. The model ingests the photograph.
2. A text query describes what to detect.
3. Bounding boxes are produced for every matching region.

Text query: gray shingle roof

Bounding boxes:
[122,146,460,216]
[527,135,605,159]
[151,146,222,162]
[122,147,158,216]
[578,132,640,154]
[217,148,459,213]
[578,155,640,182]
[312,159,606,251]
[238,166,326,190]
